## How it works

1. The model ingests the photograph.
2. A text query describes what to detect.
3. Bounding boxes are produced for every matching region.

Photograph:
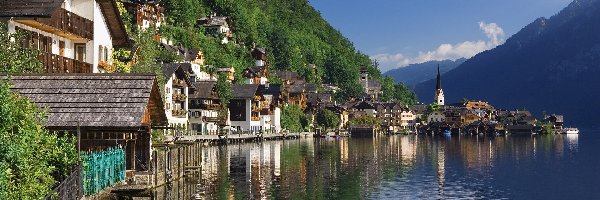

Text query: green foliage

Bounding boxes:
[394,83,418,105]
[0,22,43,74]
[217,73,233,118]
[0,81,77,199]
[316,109,340,129]
[281,105,308,132]
[348,116,381,126]
[380,77,396,102]
[112,48,132,73]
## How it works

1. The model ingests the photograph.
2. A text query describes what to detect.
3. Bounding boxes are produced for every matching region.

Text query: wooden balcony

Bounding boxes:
[16,8,93,40]
[200,104,221,110]
[203,116,219,122]
[172,79,186,88]
[39,52,92,73]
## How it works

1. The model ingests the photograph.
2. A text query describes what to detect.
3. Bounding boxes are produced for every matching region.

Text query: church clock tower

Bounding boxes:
[434,65,445,105]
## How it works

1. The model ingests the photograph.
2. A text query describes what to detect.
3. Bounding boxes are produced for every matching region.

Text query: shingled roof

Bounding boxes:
[189,81,217,99]
[0,0,63,18]
[232,84,258,99]
[5,74,167,129]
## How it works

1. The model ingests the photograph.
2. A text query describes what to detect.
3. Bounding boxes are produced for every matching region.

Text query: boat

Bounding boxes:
[562,127,579,134]
[442,129,451,136]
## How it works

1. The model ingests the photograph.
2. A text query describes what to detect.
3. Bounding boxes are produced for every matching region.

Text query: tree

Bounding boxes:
[394,83,418,106]
[316,109,340,129]
[216,73,232,119]
[0,81,77,199]
[281,105,307,132]
[380,77,396,102]
[0,22,43,74]
[348,116,381,126]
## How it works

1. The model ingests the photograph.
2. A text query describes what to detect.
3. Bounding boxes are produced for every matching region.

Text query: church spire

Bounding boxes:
[436,64,442,90]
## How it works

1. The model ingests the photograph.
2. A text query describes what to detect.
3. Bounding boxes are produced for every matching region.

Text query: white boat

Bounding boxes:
[562,127,579,134]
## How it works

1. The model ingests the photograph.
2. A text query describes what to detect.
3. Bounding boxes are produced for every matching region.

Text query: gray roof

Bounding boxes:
[6,74,167,129]
[189,81,217,99]
[232,84,258,99]
[367,80,381,89]
[0,0,63,18]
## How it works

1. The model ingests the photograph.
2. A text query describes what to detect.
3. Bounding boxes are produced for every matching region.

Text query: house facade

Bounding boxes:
[2,0,128,73]
[162,63,193,129]
[188,81,221,135]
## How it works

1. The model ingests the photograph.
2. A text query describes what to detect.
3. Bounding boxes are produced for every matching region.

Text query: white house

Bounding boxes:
[2,0,128,73]
[229,84,282,134]
[400,110,417,130]
[428,110,446,123]
[162,63,193,130]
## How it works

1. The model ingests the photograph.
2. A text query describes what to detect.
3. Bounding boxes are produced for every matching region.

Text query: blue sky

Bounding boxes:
[309,0,573,72]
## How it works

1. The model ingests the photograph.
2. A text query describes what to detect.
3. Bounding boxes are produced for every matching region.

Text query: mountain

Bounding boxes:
[414,0,600,127]
[383,59,466,87]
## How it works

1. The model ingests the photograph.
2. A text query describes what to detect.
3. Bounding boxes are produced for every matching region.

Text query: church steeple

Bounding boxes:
[436,64,442,90]
[434,64,445,105]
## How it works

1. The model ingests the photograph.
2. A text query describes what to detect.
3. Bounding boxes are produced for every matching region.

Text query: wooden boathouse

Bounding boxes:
[7,74,168,173]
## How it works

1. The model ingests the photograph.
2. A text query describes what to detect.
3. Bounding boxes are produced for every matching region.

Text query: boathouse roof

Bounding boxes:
[0,0,63,18]
[4,74,167,129]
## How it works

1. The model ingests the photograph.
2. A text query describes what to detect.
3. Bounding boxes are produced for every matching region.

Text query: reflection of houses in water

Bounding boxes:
[400,135,418,165]
[339,138,349,164]
[436,144,446,196]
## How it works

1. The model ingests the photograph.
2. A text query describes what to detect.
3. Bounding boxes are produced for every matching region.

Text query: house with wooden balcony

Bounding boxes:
[188,81,222,135]
[5,74,167,177]
[197,13,232,44]
[242,47,269,84]
[229,83,282,134]
[122,0,164,30]
[1,0,129,73]
[162,63,194,130]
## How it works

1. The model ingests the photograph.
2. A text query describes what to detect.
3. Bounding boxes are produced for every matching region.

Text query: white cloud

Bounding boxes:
[373,22,505,72]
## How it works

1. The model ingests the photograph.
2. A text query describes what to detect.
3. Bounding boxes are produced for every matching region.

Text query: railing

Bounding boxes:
[172,79,186,87]
[172,93,187,101]
[81,147,126,196]
[172,109,187,117]
[203,116,219,122]
[45,165,83,200]
[251,116,260,121]
[36,8,93,40]
[200,103,221,110]
[39,52,92,73]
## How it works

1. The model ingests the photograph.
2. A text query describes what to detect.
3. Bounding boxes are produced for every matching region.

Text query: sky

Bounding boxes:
[309,0,573,73]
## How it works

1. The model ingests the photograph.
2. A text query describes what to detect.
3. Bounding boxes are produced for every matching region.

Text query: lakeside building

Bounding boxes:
[162,63,193,129]
[4,74,167,173]
[243,47,269,84]
[188,81,221,135]
[1,0,128,73]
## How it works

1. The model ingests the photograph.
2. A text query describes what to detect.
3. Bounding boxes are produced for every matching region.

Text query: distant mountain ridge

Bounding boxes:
[414,0,600,127]
[383,59,466,87]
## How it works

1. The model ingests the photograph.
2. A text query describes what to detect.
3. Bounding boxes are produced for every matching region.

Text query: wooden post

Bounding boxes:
[77,121,81,162]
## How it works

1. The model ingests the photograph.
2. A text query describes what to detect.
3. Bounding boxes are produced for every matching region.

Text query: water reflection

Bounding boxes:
[145,133,586,199]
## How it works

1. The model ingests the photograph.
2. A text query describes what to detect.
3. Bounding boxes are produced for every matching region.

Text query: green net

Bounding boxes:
[81,147,126,196]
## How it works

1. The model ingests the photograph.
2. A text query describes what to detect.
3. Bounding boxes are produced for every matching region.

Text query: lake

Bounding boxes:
[147,131,600,199]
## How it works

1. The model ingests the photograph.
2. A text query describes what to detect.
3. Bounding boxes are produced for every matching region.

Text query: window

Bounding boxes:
[104,46,109,62]
[166,103,171,110]
[166,87,171,94]
[74,43,86,62]
[98,45,103,62]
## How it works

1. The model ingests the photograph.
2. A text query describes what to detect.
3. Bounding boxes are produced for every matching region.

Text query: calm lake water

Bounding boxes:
[149,131,600,199]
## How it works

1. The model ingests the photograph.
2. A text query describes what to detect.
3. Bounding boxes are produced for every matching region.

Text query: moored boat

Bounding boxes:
[562,127,579,134]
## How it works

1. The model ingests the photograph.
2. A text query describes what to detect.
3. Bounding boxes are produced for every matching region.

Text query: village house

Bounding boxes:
[162,63,194,130]
[5,74,167,174]
[121,0,164,31]
[188,81,221,135]
[228,84,282,134]
[428,110,446,123]
[544,114,564,129]
[197,13,233,44]
[350,100,378,118]
[243,47,269,84]
[1,0,129,73]
[229,84,261,133]
[376,102,403,133]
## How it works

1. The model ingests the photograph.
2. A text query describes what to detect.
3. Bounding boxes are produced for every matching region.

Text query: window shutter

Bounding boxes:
[98,45,103,62]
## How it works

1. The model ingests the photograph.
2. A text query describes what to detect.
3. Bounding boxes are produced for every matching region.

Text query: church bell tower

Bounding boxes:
[434,65,445,105]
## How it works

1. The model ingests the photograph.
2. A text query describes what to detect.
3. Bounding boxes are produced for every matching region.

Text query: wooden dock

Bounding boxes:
[173,132,306,143]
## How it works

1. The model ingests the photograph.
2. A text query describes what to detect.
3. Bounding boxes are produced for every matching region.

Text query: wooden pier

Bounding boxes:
[173,132,305,143]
